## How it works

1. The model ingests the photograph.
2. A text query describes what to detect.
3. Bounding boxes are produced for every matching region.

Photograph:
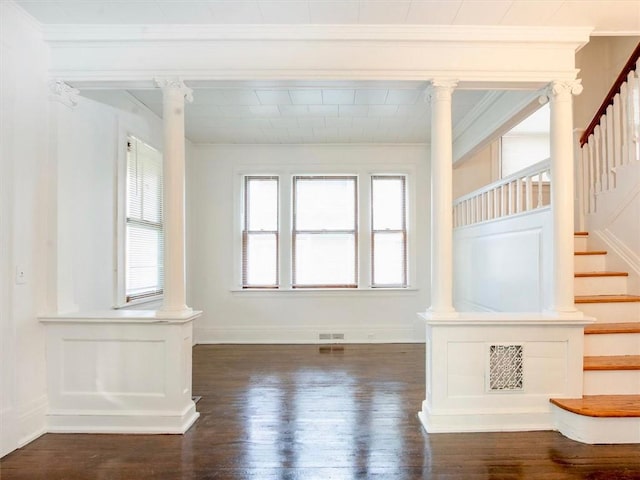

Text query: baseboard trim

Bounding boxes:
[552,403,640,444]
[46,402,199,435]
[418,403,554,433]
[194,325,422,344]
[17,395,48,448]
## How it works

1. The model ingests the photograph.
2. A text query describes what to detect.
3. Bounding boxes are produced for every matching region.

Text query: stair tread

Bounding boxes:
[550,395,640,417]
[575,294,640,303]
[575,250,607,255]
[575,271,629,277]
[585,322,640,334]
[584,355,640,370]
[574,232,589,236]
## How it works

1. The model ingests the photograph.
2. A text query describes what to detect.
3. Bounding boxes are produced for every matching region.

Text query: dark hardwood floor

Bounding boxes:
[2,344,640,479]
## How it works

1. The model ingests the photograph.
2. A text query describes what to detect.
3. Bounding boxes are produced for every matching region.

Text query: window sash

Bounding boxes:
[125,136,164,303]
[292,175,358,288]
[242,176,279,288]
[371,175,407,287]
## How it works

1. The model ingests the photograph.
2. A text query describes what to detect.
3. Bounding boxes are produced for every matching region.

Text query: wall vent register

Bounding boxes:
[488,344,524,391]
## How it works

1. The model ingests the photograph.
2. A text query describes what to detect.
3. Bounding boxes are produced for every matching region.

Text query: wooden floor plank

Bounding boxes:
[2,344,640,479]
[550,395,640,417]
[584,355,640,370]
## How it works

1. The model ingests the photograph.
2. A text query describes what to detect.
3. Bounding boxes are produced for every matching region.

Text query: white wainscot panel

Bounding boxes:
[62,339,165,395]
[41,310,201,434]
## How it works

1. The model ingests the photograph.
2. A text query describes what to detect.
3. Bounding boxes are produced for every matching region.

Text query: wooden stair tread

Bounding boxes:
[574,232,589,236]
[574,271,629,277]
[575,250,607,255]
[550,395,640,417]
[575,294,640,303]
[585,323,640,335]
[584,355,640,371]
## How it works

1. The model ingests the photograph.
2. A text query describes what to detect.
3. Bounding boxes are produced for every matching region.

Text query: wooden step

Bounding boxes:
[576,295,640,303]
[584,355,640,371]
[575,250,607,255]
[574,232,589,236]
[550,395,640,417]
[575,271,629,278]
[585,323,640,335]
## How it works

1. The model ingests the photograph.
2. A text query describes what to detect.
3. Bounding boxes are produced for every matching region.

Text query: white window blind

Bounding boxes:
[292,176,357,288]
[371,175,407,287]
[242,176,279,288]
[125,137,164,302]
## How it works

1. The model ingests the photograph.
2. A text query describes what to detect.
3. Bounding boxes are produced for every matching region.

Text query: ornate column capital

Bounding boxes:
[154,77,194,103]
[48,79,80,108]
[542,79,583,101]
[424,79,458,103]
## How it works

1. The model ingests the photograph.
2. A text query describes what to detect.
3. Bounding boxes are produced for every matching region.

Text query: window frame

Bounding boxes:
[242,175,280,289]
[370,175,408,288]
[291,175,358,289]
[232,164,417,293]
[115,133,165,308]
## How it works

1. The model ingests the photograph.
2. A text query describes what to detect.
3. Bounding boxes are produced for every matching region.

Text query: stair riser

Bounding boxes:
[577,302,640,323]
[574,276,628,296]
[574,237,589,251]
[553,406,640,444]
[584,333,640,356]
[575,255,607,273]
[584,370,640,395]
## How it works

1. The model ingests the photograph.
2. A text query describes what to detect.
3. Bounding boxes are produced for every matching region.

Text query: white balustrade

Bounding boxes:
[453,159,551,228]
[580,60,640,215]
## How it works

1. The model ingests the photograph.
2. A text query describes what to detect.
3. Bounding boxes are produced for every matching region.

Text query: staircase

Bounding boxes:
[550,232,640,444]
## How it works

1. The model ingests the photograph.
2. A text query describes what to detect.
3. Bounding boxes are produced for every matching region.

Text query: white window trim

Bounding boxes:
[232,163,417,293]
[114,131,164,308]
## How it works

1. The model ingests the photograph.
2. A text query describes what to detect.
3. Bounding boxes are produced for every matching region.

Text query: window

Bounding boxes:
[239,171,412,290]
[125,136,164,302]
[371,176,407,287]
[500,104,550,178]
[292,176,357,288]
[242,176,279,288]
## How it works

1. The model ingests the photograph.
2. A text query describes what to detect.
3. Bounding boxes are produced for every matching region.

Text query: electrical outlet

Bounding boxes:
[15,266,26,285]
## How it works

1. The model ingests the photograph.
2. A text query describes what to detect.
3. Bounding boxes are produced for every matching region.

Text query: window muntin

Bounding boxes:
[125,137,164,302]
[242,176,279,288]
[371,176,407,287]
[292,176,357,288]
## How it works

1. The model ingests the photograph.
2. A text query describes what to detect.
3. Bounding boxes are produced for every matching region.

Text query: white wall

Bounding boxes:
[51,92,164,312]
[453,208,552,312]
[187,144,430,343]
[0,1,50,457]
[452,141,499,199]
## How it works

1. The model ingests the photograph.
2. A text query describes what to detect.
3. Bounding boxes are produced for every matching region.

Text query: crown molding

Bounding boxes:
[42,24,592,45]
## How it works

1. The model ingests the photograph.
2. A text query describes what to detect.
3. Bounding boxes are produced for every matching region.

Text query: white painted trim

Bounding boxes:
[40,309,203,324]
[419,311,591,326]
[595,228,640,277]
[42,24,593,44]
[419,406,554,433]
[17,394,48,448]
[195,324,421,344]
[47,403,199,435]
[552,404,640,444]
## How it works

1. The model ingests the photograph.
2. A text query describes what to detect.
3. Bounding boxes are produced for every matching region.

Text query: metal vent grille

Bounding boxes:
[489,344,523,391]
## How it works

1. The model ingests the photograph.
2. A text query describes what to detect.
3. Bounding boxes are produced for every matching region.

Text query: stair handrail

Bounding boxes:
[580,41,640,146]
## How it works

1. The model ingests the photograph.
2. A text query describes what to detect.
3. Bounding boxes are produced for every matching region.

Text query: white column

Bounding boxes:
[427,80,458,315]
[547,80,583,315]
[156,78,193,315]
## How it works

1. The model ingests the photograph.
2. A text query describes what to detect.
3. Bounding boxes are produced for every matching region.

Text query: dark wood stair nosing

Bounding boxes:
[574,232,589,236]
[575,294,640,304]
[574,271,629,278]
[584,355,640,371]
[575,250,608,255]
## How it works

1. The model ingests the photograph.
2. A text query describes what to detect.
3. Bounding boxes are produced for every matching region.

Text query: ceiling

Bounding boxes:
[106,86,488,144]
[18,0,638,145]
[14,0,640,31]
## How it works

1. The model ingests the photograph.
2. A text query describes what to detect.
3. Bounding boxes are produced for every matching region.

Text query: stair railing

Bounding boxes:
[579,42,640,215]
[453,159,551,228]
